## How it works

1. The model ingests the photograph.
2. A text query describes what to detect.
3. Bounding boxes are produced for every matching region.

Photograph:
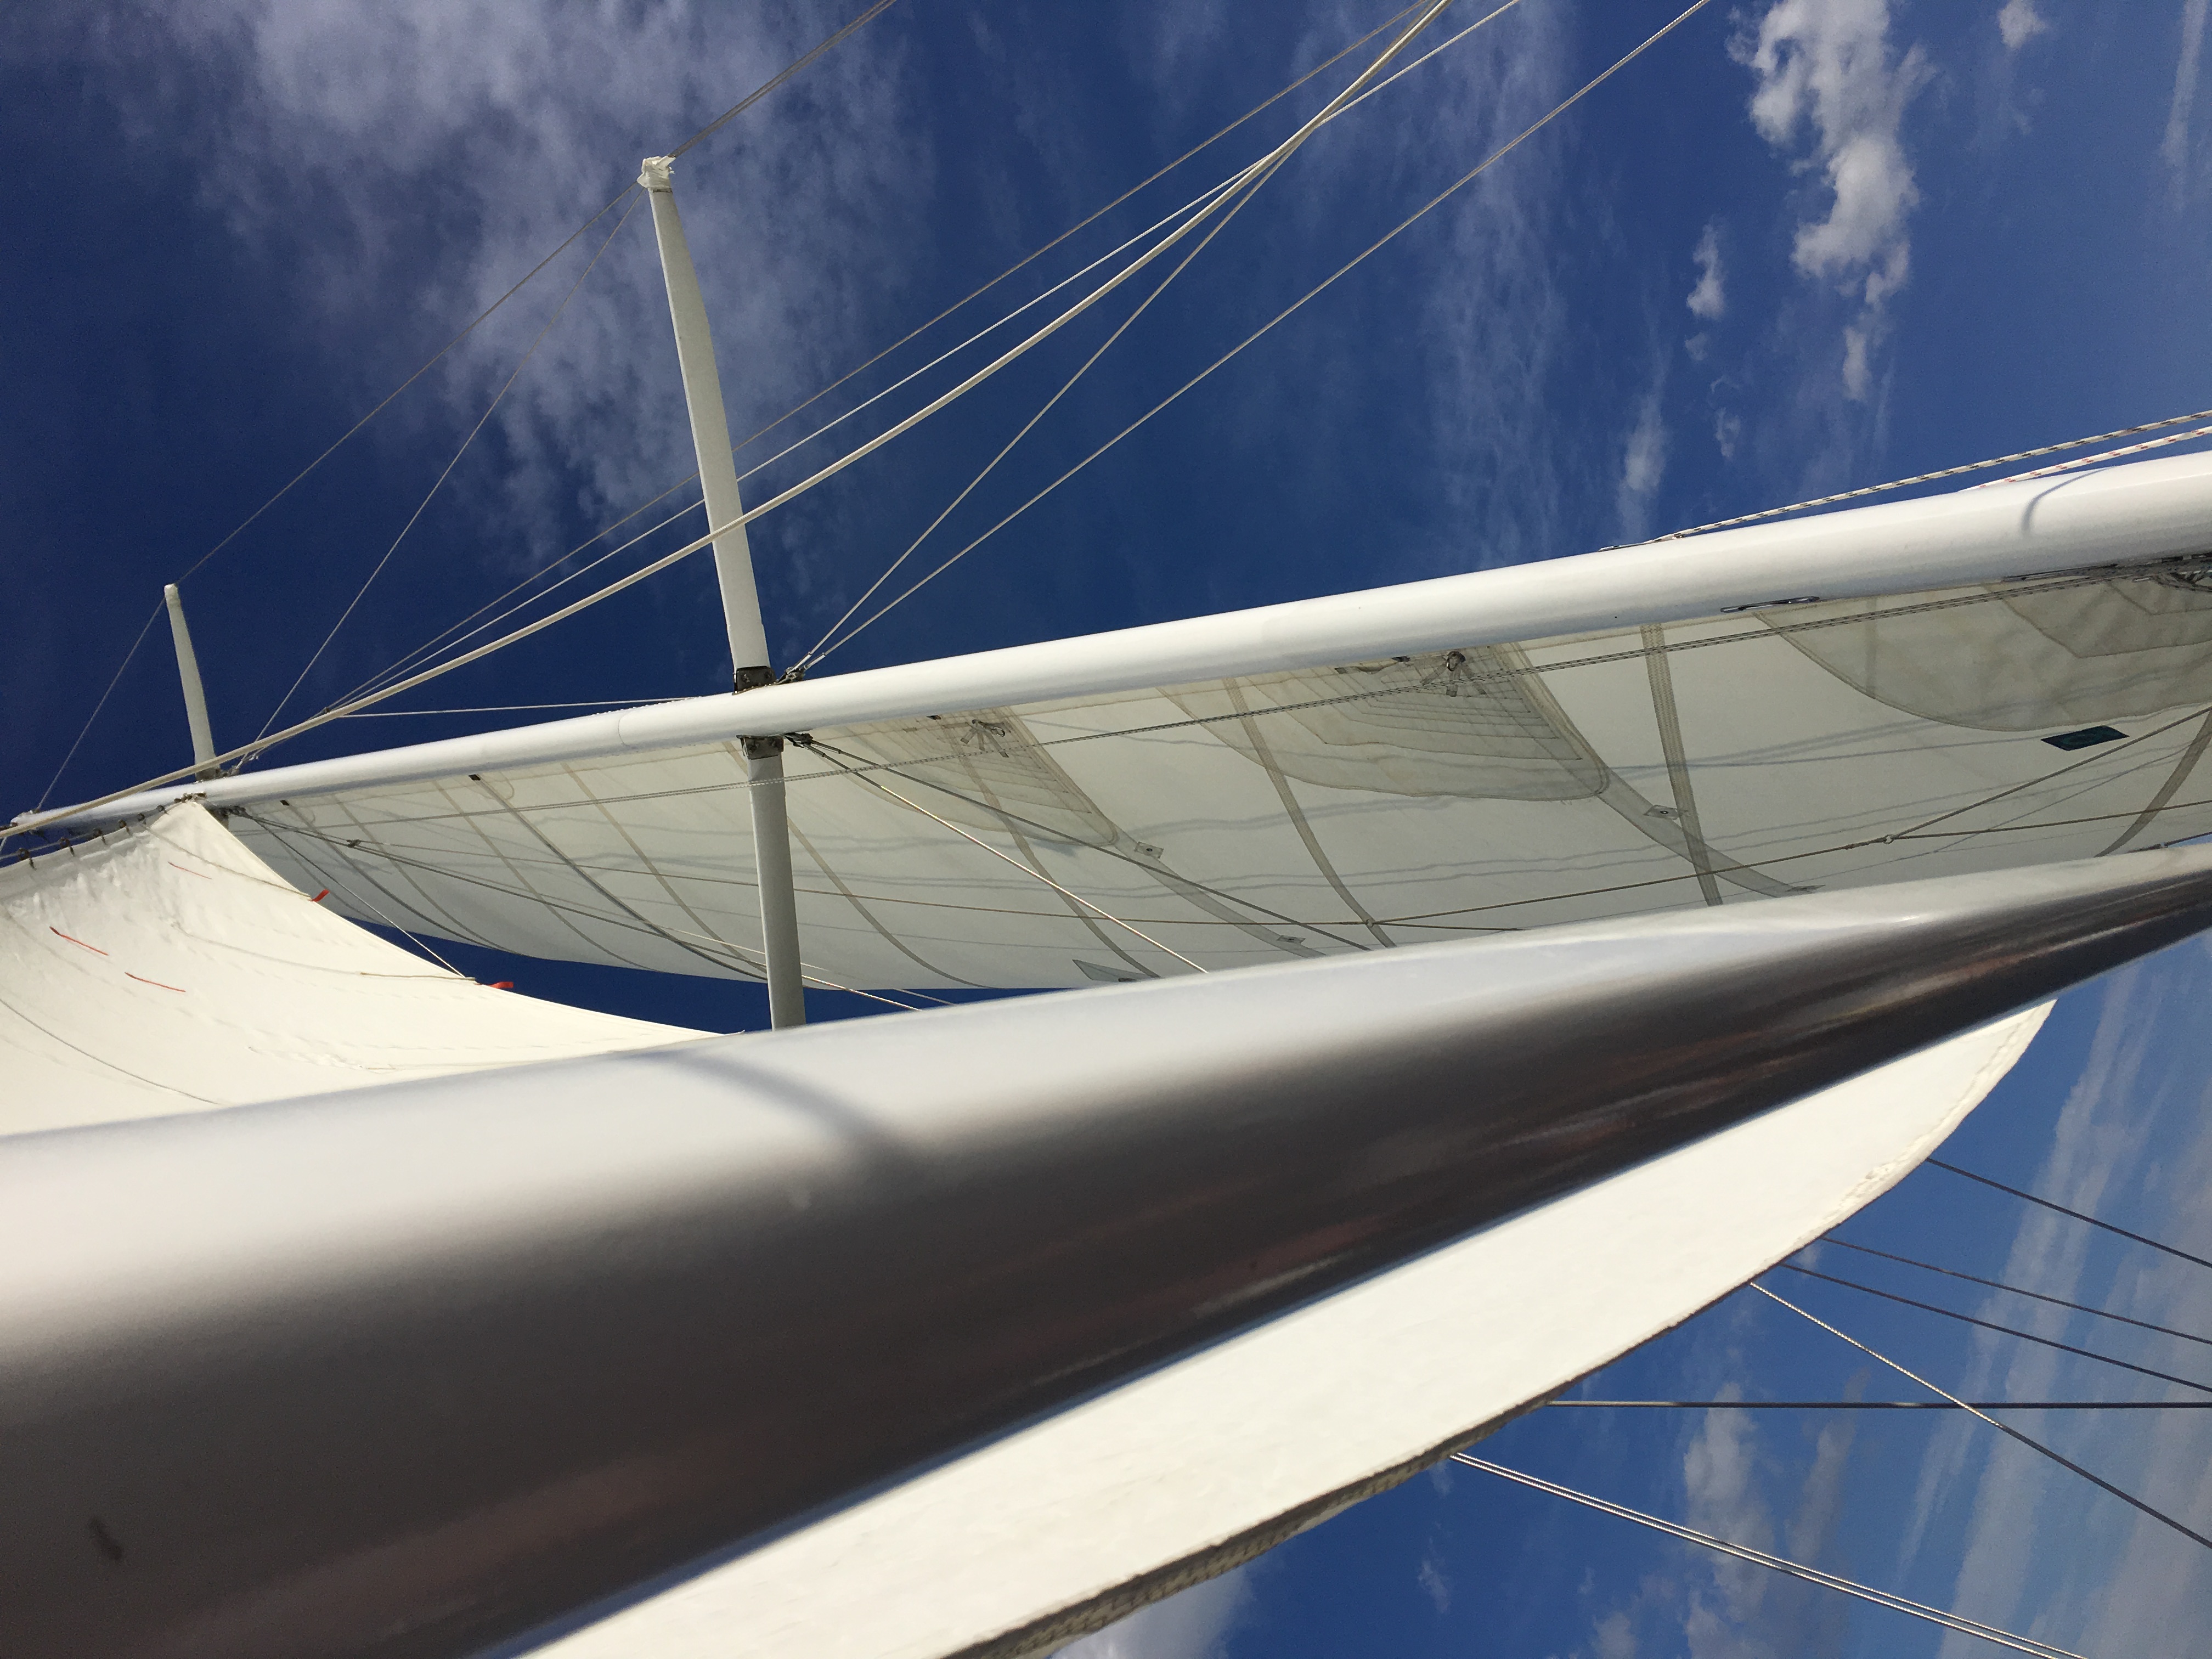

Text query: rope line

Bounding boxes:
[259,196,641,739]
[668,0,904,160]
[1775,1265,2212,1393]
[800,0,1717,665]
[1660,407,2212,540]
[1817,1235,2212,1348]
[1754,1281,2212,1554]
[336,1,1453,703]
[172,0,901,595]
[1928,1159,2212,1273]
[790,0,1525,670]
[1549,1399,2212,1410]
[33,601,162,812]
[1455,1454,2084,1658]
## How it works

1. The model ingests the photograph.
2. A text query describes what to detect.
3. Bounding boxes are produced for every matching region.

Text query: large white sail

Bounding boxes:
[35,452,2212,992]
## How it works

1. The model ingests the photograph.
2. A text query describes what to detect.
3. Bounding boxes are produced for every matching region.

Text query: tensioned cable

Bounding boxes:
[799,0,1718,666]
[1658,405,2212,540]
[258,196,642,740]
[805,746,1206,972]
[342,699,672,716]
[1455,1454,2084,1658]
[25,2,900,792]
[171,0,902,594]
[351,0,1506,705]
[1754,1280,2212,1554]
[1928,1158,2212,1273]
[791,0,1525,669]
[1778,1263,2212,1395]
[1818,1235,2212,1348]
[1549,1400,2212,1410]
[9,0,1713,823]
[1968,422,2212,488]
[33,601,162,811]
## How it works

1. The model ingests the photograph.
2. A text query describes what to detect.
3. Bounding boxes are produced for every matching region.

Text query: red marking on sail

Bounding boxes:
[312,890,330,903]
[126,973,186,993]
[50,927,106,955]
[489,981,515,990]
[168,862,213,879]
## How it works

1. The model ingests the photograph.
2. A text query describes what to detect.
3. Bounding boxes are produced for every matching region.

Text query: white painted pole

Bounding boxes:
[637,155,772,686]
[163,584,219,782]
[640,154,804,1027]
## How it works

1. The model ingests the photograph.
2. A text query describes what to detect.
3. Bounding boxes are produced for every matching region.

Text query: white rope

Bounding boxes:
[327,1,1509,706]
[1454,1455,2085,1658]
[33,601,162,812]
[257,197,641,740]
[802,0,1717,665]
[0,0,1707,841]
[1968,422,2212,487]
[1662,407,2212,538]
[793,0,1525,672]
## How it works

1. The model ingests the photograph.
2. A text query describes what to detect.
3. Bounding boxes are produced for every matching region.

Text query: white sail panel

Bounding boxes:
[0,804,702,1132]
[220,558,2212,991]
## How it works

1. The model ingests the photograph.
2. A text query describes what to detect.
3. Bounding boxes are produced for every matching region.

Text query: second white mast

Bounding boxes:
[639,154,772,686]
[640,154,805,1029]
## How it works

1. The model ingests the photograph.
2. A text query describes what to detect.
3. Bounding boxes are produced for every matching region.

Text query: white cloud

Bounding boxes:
[1686,223,1726,321]
[1734,0,1930,399]
[1617,383,1669,540]
[1996,1,2050,52]
[1714,409,1742,462]
[2165,0,2211,191]
[1057,1565,1255,1659]
[1418,1550,1453,1613]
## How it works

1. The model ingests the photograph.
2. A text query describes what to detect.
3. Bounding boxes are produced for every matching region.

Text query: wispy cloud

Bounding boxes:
[1686,222,1726,321]
[1734,0,1931,400]
[1057,1564,1256,1659]
[2165,0,2211,196]
[1617,377,1669,541]
[1996,1,2050,53]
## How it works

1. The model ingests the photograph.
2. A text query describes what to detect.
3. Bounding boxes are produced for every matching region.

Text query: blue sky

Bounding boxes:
[5,1,2212,1654]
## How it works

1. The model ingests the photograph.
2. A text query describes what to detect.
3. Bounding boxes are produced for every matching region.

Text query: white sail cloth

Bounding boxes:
[34,452,2212,992]
[0,804,700,1134]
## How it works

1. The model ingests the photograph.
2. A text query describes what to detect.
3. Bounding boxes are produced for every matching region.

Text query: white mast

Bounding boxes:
[639,154,805,1028]
[163,584,219,782]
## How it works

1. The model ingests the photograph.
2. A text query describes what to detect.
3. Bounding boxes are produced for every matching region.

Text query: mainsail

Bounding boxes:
[36,450,2212,994]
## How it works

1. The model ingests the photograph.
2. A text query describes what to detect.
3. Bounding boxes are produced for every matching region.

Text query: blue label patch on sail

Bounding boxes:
[2042,725,2129,751]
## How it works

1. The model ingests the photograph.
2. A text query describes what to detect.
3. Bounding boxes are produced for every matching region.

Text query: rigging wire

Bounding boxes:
[33,4,899,798]
[1818,1235,2212,1348]
[172,0,901,595]
[33,601,162,812]
[257,196,642,740]
[1968,421,2212,488]
[1549,1399,2212,1410]
[347,0,1510,707]
[799,0,1719,666]
[794,0,1524,673]
[1776,1264,2212,1395]
[12,0,1713,829]
[1658,405,2212,540]
[1927,1158,2212,1274]
[1454,1454,2085,1659]
[341,699,674,716]
[1752,1280,2212,1554]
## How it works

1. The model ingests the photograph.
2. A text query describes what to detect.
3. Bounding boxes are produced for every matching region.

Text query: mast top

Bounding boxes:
[637,155,675,193]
